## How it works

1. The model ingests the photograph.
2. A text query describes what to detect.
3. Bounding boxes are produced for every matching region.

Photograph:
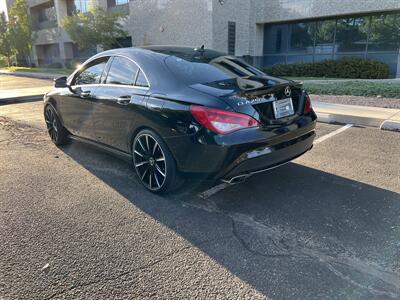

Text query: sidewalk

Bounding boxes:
[0,86,51,104]
[0,74,52,104]
[313,101,400,131]
[0,70,65,80]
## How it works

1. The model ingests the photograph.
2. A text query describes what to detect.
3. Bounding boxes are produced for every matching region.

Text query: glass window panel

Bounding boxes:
[289,22,315,54]
[106,57,138,85]
[135,70,149,87]
[368,13,400,52]
[336,17,368,52]
[116,0,128,5]
[75,58,108,85]
[264,24,290,54]
[315,20,335,54]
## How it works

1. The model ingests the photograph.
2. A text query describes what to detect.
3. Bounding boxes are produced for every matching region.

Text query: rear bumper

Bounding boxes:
[164,116,316,176]
[218,130,315,181]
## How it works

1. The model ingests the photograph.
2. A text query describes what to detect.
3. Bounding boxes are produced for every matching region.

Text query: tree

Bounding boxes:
[61,6,128,51]
[0,12,13,66]
[9,0,33,65]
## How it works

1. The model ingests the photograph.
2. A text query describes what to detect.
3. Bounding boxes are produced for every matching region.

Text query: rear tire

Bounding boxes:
[44,105,69,146]
[132,129,181,194]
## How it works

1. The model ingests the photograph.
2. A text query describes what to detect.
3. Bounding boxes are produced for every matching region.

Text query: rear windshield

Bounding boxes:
[165,55,265,85]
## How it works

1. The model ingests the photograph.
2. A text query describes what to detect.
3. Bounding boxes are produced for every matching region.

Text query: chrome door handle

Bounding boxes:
[80,91,91,98]
[116,96,131,105]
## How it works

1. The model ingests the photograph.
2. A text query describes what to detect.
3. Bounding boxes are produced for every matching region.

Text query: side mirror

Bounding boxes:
[54,76,68,88]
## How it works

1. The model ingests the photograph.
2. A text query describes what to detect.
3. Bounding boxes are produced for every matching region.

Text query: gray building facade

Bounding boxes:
[5,0,400,77]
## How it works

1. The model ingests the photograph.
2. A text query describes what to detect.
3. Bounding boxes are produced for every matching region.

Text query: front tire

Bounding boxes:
[132,129,180,194]
[44,105,69,146]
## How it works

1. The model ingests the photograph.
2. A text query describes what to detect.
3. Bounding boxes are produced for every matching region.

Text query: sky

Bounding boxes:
[0,0,7,15]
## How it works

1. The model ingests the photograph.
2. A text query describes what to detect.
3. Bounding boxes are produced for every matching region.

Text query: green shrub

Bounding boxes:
[0,56,7,68]
[264,58,390,79]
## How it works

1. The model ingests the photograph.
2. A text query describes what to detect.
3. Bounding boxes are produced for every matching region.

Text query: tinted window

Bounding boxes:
[165,55,265,85]
[368,14,400,51]
[75,58,108,85]
[135,70,149,87]
[106,57,138,85]
[336,17,368,52]
[290,22,315,53]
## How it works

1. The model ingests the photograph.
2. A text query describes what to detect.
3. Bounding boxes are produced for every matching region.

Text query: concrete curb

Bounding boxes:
[0,95,43,105]
[380,120,400,132]
[0,70,63,80]
[313,101,400,132]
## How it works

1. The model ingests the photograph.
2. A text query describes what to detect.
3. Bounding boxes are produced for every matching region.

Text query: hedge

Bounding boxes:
[264,58,390,79]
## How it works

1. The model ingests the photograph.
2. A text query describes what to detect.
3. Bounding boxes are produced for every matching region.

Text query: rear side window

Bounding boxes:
[74,57,108,85]
[165,55,266,85]
[165,56,233,85]
[106,56,138,85]
[135,70,149,87]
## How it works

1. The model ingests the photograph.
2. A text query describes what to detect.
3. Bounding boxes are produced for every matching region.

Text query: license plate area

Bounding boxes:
[272,98,294,119]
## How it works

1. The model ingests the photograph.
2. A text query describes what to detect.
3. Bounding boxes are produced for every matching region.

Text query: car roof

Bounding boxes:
[94,46,226,61]
[80,46,228,90]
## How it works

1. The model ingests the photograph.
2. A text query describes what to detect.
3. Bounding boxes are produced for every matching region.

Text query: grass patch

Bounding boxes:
[286,77,347,81]
[303,80,400,99]
[0,66,74,75]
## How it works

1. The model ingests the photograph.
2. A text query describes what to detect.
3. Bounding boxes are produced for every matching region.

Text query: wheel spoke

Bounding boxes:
[154,171,161,188]
[149,170,152,189]
[140,167,149,180]
[134,150,144,157]
[155,164,165,177]
[152,141,158,155]
[137,137,146,152]
[145,135,150,151]
[135,161,148,167]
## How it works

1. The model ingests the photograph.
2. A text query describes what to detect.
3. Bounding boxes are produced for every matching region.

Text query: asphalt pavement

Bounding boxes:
[1,101,400,299]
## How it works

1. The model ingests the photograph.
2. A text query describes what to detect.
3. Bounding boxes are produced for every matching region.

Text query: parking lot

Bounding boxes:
[1,101,399,299]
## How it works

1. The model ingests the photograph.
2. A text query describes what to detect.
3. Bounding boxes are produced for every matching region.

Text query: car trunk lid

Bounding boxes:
[189,76,305,126]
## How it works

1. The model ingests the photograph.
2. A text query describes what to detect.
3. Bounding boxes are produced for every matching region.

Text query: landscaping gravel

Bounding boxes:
[310,94,400,109]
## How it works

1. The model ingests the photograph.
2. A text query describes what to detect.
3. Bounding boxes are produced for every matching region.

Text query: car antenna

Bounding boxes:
[194,44,205,56]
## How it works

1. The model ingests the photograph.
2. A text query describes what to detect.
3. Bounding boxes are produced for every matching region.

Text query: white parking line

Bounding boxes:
[198,123,354,199]
[314,123,353,145]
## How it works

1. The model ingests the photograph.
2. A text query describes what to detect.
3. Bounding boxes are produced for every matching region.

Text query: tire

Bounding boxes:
[44,105,69,146]
[132,129,181,194]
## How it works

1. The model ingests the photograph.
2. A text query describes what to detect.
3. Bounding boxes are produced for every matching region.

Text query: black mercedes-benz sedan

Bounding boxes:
[44,46,317,193]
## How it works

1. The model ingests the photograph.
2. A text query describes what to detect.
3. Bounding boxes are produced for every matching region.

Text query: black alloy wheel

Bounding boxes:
[44,105,68,145]
[133,129,179,193]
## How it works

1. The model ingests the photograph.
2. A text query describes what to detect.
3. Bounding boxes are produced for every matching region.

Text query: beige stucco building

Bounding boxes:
[5,0,400,76]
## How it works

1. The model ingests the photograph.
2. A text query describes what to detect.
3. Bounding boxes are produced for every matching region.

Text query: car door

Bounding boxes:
[90,56,150,152]
[57,57,109,139]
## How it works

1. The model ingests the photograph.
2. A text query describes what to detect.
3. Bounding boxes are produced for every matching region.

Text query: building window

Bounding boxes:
[263,11,400,75]
[315,20,335,54]
[336,17,368,52]
[290,21,315,54]
[67,0,89,14]
[368,14,400,51]
[228,21,236,55]
[107,0,129,8]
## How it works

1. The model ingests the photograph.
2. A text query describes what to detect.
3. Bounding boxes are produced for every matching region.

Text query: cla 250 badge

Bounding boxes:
[232,94,277,106]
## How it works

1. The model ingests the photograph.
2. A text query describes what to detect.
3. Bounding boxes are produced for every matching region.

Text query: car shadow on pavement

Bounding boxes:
[60,140,400,299]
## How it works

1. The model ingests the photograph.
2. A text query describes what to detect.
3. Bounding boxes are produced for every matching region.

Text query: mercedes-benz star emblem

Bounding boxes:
[284,86,291,97]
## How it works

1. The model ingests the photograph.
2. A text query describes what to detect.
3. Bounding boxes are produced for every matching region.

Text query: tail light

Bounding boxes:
[190,105,260,134]
[304,95,312,114]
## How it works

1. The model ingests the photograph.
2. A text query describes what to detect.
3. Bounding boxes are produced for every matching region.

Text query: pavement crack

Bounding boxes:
[182,198,400,298]
[43,245,192,299]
